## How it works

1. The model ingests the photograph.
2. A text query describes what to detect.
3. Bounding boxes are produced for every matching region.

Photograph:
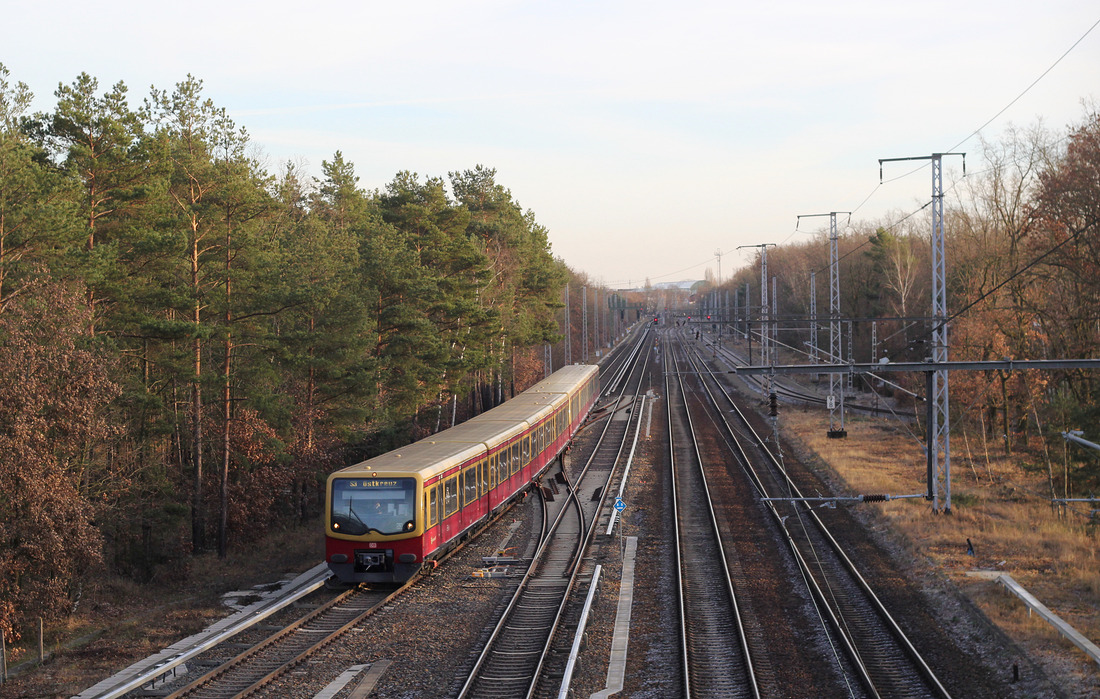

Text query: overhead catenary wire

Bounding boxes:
[851,17,1100,215]
[603,15,1100,299]
[947,16,1100,154]
[627,16,1098,290]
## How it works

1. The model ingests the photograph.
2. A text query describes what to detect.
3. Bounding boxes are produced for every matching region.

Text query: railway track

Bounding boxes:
[456,329,654,698]
[701,331,909,419]
[453,455,569,699]
[678,328,952,698]
[666,340,759,698]
[162,586,403,699]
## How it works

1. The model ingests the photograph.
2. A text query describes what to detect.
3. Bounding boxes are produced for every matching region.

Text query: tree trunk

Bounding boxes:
[191,226,205,554]
[306,315,315,452]
[218,223,233,559]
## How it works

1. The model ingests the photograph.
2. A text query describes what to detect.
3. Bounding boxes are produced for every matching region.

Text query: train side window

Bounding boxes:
[463,466,477,507]
[429,485,439,526]
[511,443,520,475]
[479,458,488,494]
[522,436,531,464]
[444,476,459,518]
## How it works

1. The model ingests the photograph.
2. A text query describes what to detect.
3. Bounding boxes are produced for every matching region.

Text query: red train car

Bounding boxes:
[325,365,599,584]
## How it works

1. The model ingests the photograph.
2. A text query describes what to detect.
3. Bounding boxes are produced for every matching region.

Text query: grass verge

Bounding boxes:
[782,407,1098,697]
[0,525,322,699]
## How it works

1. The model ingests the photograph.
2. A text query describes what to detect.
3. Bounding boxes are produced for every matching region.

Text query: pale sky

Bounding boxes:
[6,1,1099,287]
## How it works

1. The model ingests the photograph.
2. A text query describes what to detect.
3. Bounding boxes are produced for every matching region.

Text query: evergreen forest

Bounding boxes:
[0,67,579,641]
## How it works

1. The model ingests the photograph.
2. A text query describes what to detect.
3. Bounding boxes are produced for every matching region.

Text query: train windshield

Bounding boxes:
[330,477,416,536]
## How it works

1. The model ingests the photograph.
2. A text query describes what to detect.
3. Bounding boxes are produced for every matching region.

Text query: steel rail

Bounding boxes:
[598,326,650,397]
[458,330,652,698]
[666,338,760,699]
[159,489,531,699]
[686,336,952,699]
[684,339,887,696]
[73,565,331,699]
[162,585,400,699]
[679,334,878,696]
[704,335,903,417]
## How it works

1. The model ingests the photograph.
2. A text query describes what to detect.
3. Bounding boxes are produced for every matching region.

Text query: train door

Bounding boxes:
[488,453,498,506]
[427,483,440,549]
[442,475,459,541]
[477,462,486,517]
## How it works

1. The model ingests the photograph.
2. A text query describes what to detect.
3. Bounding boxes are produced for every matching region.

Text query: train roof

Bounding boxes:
[526,364,598,394]
[331,435,486,481]
[466,392,561,426]
[328,364,597,482]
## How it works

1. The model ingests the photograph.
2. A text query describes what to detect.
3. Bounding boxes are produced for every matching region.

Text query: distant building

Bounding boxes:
[613,280,702,293]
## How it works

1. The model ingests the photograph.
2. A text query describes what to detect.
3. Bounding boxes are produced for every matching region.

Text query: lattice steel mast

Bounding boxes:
[798,212,850,437]
[880,153,965,512]
[738,243,775,391]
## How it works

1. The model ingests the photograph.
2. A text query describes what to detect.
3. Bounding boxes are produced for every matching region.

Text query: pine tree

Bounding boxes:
[271,160,372,454]
[378,171,494,425]
[451,165,565,400]
[33,73,150,333]
[0,64,79,311]
[145,75,226,554]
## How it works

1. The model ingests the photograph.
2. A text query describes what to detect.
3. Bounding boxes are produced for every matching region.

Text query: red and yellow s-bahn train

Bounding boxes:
[325,365,600,584]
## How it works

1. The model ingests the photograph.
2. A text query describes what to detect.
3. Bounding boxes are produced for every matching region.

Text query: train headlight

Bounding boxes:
[404,520,415,532]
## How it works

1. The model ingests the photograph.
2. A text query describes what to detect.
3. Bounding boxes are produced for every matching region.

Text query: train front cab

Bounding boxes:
[326,471,425,583]
[325,437,484,584]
